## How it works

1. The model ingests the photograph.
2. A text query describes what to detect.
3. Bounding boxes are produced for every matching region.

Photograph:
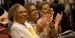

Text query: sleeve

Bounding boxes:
[11,26,25,38]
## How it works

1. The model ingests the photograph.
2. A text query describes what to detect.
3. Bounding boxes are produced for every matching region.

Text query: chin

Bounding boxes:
[22,20,26,22]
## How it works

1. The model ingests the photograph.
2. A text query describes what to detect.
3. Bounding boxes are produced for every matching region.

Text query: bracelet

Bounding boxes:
[58,22,61,25]
[50,25,55,28]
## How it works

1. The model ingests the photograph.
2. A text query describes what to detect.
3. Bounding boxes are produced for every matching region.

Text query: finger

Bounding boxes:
[46,18,51,25]
[46,15,53,25]
[48,8,54,14]
[50,8,53,11]
[59,11,63,21]
[42,14,51,28]
[47,15,53,24]
[46,12,53,24]
[61,11,63,14]
[38,17,46,29]
[57,13,60,16]
[61,11,63,17]
[50,8,54,13]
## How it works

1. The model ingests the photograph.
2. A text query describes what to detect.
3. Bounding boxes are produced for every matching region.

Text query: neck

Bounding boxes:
[15,20,26,26]
[18,22,26,26]
[28,17,37,24]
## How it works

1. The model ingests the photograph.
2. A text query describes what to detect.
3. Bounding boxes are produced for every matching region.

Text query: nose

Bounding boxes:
[22,12,28,16]
[35,10,37,12]
[35,10,39,14]
[48,8,50,11]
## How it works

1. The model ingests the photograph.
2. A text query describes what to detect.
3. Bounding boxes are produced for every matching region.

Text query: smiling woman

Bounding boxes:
[8,4,28,23]
[8,3,40,38]
[8,3,54,38]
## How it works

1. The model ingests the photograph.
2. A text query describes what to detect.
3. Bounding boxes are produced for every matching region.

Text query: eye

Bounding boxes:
[30,9,37,12]
[19,11,23,14]
[43,8,47,10]
[24,11,28,14]
[30,10,34,12]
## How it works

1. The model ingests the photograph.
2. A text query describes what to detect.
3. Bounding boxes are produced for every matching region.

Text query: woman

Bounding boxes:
[8,3,53,38]
[24,2,61,38]
[38,1,63,38]
[24,3,39,31]
[24,2,51,38]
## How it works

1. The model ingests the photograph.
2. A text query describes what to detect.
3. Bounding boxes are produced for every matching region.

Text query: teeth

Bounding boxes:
[0,21,8,24]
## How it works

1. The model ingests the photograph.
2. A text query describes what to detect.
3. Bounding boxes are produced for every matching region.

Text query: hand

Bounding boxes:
[37,9,54,29]
[36,8,54,35]
[54,11,63,24]
[60,11,63,21]
[0,11,8,24]
[46,8,54,25]
[36,14,53,35]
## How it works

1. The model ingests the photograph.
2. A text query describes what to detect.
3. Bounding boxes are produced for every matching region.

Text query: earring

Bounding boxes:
[13,18,16,23]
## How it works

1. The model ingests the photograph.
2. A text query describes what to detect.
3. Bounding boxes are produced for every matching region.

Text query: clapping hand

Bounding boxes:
[54,11,63,24]
[36,8,54,35]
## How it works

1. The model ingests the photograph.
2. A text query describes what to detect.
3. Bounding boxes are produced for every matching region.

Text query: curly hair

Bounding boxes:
[24,2,35,14]
[8,3,22,22]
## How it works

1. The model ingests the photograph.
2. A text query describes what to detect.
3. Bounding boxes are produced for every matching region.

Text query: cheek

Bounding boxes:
[45,10,48,13]
[30,12,35,16]
[15,14,22,20]
[16,14,21,18]
[42,10,47,13]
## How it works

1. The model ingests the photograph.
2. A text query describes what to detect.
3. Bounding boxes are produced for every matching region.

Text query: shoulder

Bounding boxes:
[11,23,21,30]
[25,22,33,28]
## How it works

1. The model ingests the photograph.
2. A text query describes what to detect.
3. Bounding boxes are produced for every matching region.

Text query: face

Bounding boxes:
[29,5,39,20]
[41,4,50,15]
[15,5,28,24]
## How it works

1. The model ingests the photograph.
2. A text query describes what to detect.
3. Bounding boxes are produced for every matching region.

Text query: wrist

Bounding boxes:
[50,25,55,28]
[36,24,43,35]
[54,21,59,25]
[54,23,58,25]
[55,22,61,25]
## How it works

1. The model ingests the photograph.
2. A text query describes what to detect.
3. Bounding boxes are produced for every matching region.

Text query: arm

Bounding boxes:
[0,10,8,24]
[48,22,57,38]
[58,25,62,33]
[54,12,63,33]
[49,12,63,37]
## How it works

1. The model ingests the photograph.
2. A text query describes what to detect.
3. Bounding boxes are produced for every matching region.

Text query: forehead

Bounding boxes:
[17,5,27,11]
[42,4,50,9]
[29,5,36,10]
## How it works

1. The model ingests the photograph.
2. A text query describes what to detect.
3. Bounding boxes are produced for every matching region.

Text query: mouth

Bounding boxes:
[35,14,39,18]
[0,21,8,25]
[22,15,28,19]
[22,16,27,20]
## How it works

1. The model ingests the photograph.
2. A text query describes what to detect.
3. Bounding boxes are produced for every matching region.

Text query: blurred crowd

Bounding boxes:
[0,0,75,38]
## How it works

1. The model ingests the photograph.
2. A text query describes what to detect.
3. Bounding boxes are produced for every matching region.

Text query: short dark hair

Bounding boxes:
[38,1,48,10]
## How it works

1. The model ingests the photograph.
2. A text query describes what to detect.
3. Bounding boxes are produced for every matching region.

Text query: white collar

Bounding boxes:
[13,21,32,28]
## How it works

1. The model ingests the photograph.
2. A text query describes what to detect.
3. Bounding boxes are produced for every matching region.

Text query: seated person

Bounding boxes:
[38,1,63,38]
[0,9,8,32]
[8,3,53,38]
